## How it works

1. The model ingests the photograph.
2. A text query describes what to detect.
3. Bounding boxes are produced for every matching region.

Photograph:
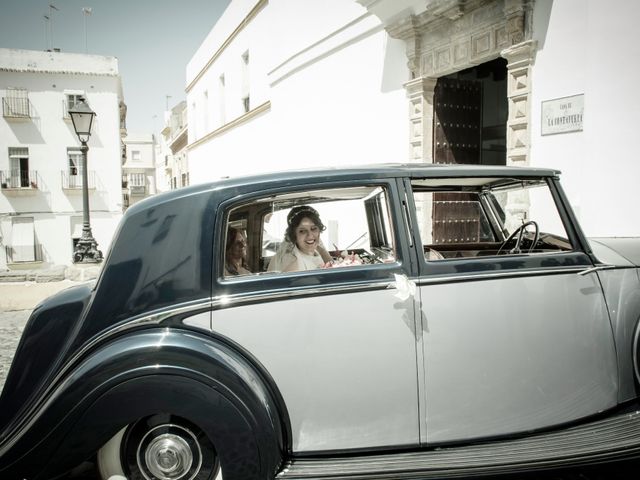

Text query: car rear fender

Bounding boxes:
[0,283,93,434]
[0,328,289,480]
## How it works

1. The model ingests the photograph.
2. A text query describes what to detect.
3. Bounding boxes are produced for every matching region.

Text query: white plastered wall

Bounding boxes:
[530,0,640,236]
[186,0,410,181]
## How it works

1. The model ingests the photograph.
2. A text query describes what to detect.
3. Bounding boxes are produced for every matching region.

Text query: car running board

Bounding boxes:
[276,409,640,479]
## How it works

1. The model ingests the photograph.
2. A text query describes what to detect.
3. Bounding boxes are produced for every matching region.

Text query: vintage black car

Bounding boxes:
[2,164,640,480]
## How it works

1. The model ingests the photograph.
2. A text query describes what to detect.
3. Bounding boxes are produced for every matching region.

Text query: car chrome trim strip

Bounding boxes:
[211,280,394,310]
[578,264,617,276]
[0,299,212,457]
[277,410,640,479]
[415,266,590,286]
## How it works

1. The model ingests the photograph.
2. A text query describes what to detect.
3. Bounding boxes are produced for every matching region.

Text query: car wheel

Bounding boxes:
[98,414,221,480]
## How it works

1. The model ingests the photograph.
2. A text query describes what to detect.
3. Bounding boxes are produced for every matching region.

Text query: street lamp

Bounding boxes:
[69,97,103,263]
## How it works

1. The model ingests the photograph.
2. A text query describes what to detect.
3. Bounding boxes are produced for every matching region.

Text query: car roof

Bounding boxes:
[217,163,560,185]
[126,163,561,215]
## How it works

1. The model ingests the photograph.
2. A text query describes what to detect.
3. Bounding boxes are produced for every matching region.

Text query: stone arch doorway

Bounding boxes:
[384,0,536,167]
[433,57,508,165]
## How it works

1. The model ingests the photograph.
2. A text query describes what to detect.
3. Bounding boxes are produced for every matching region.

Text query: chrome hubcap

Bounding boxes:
[137,424,202,480]
[145,434,193,479]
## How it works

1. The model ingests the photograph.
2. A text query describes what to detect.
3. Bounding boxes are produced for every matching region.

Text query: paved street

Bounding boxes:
[0,309,29,392]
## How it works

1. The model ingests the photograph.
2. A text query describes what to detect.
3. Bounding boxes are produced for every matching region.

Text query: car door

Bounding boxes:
[404,176,618,445]
[209,179,422,453]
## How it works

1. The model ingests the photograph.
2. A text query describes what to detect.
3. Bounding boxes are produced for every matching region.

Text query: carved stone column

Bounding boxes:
[501,39,537,167]
[501,39,537,227]
[387,15,422,79]
[404,77,437,162]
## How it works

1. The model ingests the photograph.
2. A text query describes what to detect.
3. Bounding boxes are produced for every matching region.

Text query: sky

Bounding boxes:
[0,0,231,135]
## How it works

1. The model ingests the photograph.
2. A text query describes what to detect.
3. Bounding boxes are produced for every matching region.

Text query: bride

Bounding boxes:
[268,205,332,272]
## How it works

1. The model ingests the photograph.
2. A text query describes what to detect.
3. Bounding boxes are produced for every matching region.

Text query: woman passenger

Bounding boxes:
[224,227,251,276]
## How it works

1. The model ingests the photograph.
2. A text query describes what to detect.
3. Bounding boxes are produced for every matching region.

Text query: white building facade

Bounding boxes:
[0,48,125,270]
[186,0,640,237]
[122,133,157,208]
[186,0,409,179]
[159,101,189,191]
[154,133,172,194]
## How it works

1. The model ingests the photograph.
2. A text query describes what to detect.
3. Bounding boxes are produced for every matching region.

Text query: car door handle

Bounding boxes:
[578,265,616,276]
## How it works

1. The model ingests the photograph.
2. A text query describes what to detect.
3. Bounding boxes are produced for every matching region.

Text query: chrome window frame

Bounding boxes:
[213,178,416,300]
[401,176,595,281]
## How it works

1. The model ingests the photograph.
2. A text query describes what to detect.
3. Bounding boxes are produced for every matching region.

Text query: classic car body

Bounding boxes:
[1,163,640,480]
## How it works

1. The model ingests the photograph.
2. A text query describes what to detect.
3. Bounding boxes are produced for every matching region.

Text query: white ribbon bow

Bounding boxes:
[392,273,416,301]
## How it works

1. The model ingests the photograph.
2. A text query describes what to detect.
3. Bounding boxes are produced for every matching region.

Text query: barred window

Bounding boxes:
[130,173,145,186]
[68,148,82,175]
[66,94,83,111]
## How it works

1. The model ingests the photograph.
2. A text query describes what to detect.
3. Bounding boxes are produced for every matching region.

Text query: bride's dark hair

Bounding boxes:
[285,205,326,243]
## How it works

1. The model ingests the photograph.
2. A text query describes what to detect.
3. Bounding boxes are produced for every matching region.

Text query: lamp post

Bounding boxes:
[68,97,103,263]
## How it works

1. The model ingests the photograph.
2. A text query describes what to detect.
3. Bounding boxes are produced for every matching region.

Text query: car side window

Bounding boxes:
[411,178,573,261]
[222,185,397,277]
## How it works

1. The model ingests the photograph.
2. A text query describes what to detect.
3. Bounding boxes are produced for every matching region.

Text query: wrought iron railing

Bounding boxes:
[61,170,95,189]
[0,170,39,189]
[2,97,30,118]
[5,243,43,263]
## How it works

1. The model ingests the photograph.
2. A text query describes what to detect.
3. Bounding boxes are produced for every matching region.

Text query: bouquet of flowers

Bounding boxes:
[323,250,364,268]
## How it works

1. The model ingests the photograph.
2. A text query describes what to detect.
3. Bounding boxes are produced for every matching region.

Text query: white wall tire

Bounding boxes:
[97,416,221,480]
[97,427,127,480]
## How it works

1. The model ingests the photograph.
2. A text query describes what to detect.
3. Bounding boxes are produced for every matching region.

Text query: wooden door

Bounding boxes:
[432,78,483,245]
[433,78,482,165]
[431,192,484,246]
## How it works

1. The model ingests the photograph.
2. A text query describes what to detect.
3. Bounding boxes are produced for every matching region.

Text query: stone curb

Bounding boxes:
[0,280,87,312]
[0,266,101,311]
[0,271,27,283]
[0,265,101,283]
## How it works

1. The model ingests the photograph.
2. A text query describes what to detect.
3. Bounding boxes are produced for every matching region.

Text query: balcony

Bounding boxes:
[62,170,96,191]
[1,170,39,195]
[5,243,43,264]
[2,97,31,119]
[130,185,146,195]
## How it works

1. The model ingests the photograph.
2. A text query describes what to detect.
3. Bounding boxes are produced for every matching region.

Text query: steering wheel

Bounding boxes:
[497,220,539,255]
